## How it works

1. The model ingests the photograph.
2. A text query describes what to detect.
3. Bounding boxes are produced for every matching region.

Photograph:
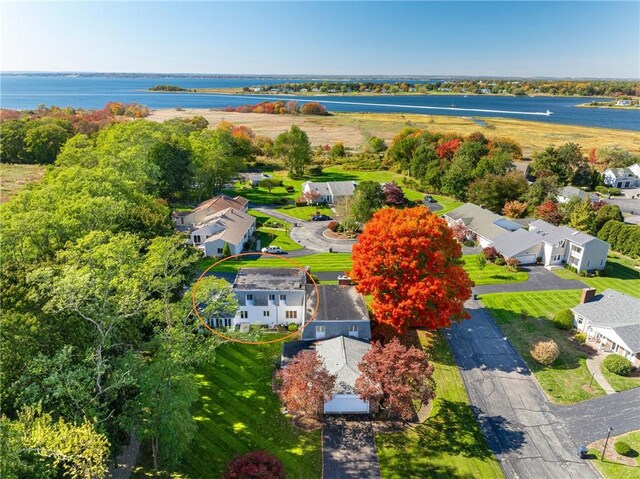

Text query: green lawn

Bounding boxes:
[589,430,640,479]
[551,255,640,298]
[462,255,529,285]
[376,331,504,479]
[176,339,321,479]
[480,290,606,404]
[246,209,303,252]
[200,252,352,274]
[223,166,462,214]
[601,367,640,392]
[274,205,334,221]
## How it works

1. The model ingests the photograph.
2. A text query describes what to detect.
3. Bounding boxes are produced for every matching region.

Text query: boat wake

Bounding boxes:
[207,93,554,117]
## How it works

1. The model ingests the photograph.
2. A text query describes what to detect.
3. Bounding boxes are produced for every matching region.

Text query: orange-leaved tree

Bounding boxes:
[351,206,473,333]
[276,351,335,417]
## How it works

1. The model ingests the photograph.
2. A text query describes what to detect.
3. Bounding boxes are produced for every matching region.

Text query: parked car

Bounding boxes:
[261,245,283,254]
[423,195,437,204]
[311,214,332,221]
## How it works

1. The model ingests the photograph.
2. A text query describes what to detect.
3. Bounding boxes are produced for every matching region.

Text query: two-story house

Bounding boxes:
[231,268,307,328]
[603,164,640,189]
[301,181,358,204]
[173,195,249,230]
[188,207,256,257]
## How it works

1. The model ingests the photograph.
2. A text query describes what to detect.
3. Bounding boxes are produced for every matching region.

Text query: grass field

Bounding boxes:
[376,330,504,479]
[589,430,640,479]
[149,109,640,156]
[224,165,462,214]
[274,205,334,221]
[200,252,352,274]
[462,255,529,285]
[480,290,606,404]
[0,163,45,203]
[172,339,321,479]
[601,367,640,392]
[552,255,640,298]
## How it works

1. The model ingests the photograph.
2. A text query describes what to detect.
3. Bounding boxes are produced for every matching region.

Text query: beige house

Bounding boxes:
[173,195,249,230]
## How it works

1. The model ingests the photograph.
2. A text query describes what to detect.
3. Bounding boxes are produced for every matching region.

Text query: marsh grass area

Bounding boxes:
[148,109,640,155]
[0,163,45,203]
[376,330,504,478]
[480,290,607,404]
[133,336,322,479]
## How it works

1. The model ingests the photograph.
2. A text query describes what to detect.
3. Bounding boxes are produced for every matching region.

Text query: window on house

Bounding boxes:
[280,294,287,301]
[240,311,248,319]
[193,235,201,244]
[571,245,582,254]
[587,260,591,267]
[269,294,275,301]
[246,294,253,301]
[286,310,297,319]
[217,248,223,254]
[263,311,270,317]
[349,325,358,337]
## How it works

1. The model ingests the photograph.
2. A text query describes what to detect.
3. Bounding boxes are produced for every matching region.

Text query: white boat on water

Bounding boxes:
[545,110,553,116]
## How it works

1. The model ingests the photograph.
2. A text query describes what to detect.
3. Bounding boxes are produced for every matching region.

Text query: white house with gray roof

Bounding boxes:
[444,203,525,248]
[188,207,256,258]
[572,288,640,367]
[230,268,307,328]
[603,164,640,189]
[445,203,609,271]
[557,186,598,204]
[302,180,358,204]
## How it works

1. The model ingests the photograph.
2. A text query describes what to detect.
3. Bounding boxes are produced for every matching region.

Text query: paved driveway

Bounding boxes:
[446,300,600,479]
[474,265,587,294]
[551,388,640,445]
[323,417,381,479]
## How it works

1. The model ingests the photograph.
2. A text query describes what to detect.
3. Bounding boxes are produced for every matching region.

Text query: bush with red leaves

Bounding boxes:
[223,450,286,479]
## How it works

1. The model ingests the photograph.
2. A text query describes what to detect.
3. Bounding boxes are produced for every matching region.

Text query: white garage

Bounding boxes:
[324,394,370,415]
[514,253,538,265]
[316,336,372,415]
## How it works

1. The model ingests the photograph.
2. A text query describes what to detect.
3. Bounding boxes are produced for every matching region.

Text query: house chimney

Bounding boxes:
[581,288,596,304]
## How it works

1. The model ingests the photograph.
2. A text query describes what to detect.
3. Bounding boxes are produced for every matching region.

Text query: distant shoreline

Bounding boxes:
[146,87,628,100]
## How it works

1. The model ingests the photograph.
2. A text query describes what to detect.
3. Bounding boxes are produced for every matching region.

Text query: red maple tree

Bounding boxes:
[436,138,461,160]
[276,351,335,417]
[351,207,473,333]
[534,200,564,225]
[355,338,435,420]
[223,451,286,479]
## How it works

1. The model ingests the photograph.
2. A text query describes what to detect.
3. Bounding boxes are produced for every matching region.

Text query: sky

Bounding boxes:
[1,1,638,78]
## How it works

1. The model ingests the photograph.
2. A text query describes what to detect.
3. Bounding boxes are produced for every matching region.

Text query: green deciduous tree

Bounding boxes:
[273,125,311,179]
[23,122,71,164]
[467,172,528,213]
[350,180,385,223]
[569,197,597,235]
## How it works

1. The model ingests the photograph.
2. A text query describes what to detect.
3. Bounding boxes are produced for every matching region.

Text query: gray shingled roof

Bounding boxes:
[571,289,640,353]
[197,208,255,246]
[305,285,369,322]
[445,203,522,240]
[303,181,331,197]
[316,336,371,394]
[328,181,358,198]
[490,229,542,258]
[529,219,601,246]
[233,268,306,290]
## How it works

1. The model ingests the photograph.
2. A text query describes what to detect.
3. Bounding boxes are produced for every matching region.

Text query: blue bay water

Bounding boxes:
[1,75,639,131]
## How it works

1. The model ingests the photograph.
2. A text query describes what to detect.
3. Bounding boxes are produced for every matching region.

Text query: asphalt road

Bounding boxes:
[446,300,600,479]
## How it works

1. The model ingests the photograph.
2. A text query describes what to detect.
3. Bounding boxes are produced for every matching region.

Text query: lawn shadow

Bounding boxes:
[414,399,523,459]
[605,260,640,280]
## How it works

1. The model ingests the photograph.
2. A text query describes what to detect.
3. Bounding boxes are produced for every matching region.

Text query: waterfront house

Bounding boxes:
[301,180,358,204]
[603,164,640,189]
[187,207,256,258]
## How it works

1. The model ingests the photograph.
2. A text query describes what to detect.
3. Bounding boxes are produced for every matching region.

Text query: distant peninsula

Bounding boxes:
[149,84,192,92]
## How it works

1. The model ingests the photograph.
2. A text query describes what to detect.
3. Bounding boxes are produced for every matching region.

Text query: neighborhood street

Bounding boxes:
[446,300,600,479]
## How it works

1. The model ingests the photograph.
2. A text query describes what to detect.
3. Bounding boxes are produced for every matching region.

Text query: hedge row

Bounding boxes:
[597,220,640,258]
